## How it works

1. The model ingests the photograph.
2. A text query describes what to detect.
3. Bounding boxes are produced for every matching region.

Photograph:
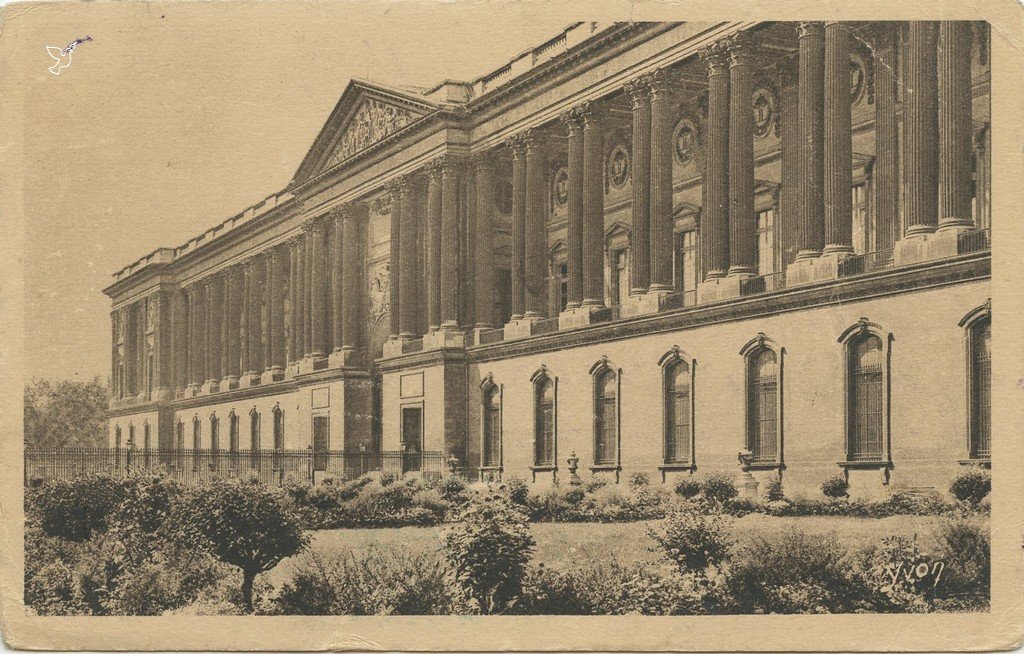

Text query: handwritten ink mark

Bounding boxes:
[46,35,92,76]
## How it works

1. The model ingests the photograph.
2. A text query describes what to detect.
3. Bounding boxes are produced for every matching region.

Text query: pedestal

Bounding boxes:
[328,348,364,369]
[220,376,239,392]
[893,226,975,267]
[238,372,260,389]
[503,316,544,340]
[697,275,745,304]
[557,304,612,330]
[785,252,851,287]
[382,337,412,358]
[619,289,676,318]
[421,328,466,351]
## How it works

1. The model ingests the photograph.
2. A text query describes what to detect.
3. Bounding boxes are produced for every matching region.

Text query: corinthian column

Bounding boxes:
[399,176,420,338]
[208,275,223,383]
[524,134,548,318]
[626,77,651,294]
[425,162,443,330]
[727,35,756,277]
[330,209,344,352]
[270,247,286,371]
[507,134,527,320]
[938,20,974,229]
[581,103,606,306]
[440,157,463,328]
[474,154,496,328]
[823,21,853,255]
[310,221,328,356]
[387,181,402,339]
[341,204,364,351]
[701,43,730,280]
[225,266,241,381]
[649,69,682,291]
[874,27,899,253]
[905,21,939,236]
[263,253,275,371]
[797,22,825,259]
[560,109,585,309]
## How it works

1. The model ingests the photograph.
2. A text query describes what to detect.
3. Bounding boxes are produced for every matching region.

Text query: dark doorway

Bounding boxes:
[312,415,330,472]
[401,406,423,473]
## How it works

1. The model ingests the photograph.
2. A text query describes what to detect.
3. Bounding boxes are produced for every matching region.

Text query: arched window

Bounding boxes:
[250,409,261,469]
[961,303,991,461]
[482,381,502,470]
[128,423,136,449]
[592,364,619,467]
[660,348,694,466]
[532,370,556,469]
[741,334,783,466]
[175,419,184,468]
[839,319,891,465]
[229,411,240,469]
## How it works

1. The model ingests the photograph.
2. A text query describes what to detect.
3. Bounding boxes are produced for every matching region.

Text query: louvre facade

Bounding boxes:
[105,21,991,497]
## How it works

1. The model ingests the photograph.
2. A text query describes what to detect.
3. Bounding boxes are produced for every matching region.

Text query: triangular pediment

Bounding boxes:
[293,79,439,185]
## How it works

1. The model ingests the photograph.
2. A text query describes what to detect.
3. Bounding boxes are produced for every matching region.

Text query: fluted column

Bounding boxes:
[507,135,527,320]
[581,104,606,306]
[249,258,264,373]
[823,21,853,255]
[188,288,200,388]
[797,22,825,259]
[524,134,548,317]
[220,270,232,379]
[195,284,208,384]
[701,44,730,280]
[905,21,939,236]
[874,28,899,252]
[626,77,651,294]
[270,248,286,370]
[399,176,420,337]
[440,157,463,327]
[341,205,363,350]
[561,110,585,308]
[387,181,402,339]
[226,267,241,379]
[331,209,345,351]
[172,290,187,391]
[294,236,307,357]
[310,221,328,356]
[425,162,443,330]
[263,254,274,371]
[240,267,251,375]
[202,281,213,383]
[303,227,314,355]
[474,154,497,328]
[208,276,223,382]
[650,70,682,290]
[727,35,756,276]
[463,165,477,328]
[938,20,974,229]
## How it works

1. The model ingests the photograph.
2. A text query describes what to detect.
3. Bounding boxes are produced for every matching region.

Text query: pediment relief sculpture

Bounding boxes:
[324,98,419,170]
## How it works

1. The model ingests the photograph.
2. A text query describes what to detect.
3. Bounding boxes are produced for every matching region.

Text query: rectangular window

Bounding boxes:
[535,379,555,467]
[558,263,569,313]
[673,231,698,295]
[852,183,870,254]
[755,209,775,275]
[400,407,422,473]
[970,321,991,459]
[313,415,330,472]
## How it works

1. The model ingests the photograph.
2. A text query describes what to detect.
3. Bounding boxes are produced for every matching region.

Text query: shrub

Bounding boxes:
[934,517,990,608]
[647,507,733,573]
[27,474,127,541]
[628,472,650,489]
[700,472,738,504]
[504,477,530,507]
[849,535,933,613]
[821,474,849,499]
[275,547,450,615]
[674,476,701,499]
[442,491,535,614]
[174,479,308,612]
[113,472,182,534]
[379,471,398,487]
[437,475,469,505]
[726,528,862,614]
[949,467,991,506]
[763,477,785,502]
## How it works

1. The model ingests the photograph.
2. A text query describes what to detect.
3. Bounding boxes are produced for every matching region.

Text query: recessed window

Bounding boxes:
[534,375,556,468]
[229,412,240,469]
[847,334,885,462]
[250,410,261,469]
[673,231,698,296]
[210,415,220,471]
[968,316,991,460]
[852,182,871,254]
[593,368,618,466]
[664,359,692,465]
[273,406,285,469]
[754,209,776,275]
[746,348,779,464]
[143,423,151,467]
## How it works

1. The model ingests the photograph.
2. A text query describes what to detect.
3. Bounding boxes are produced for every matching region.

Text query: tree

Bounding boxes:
[24,377,109,448]
[175,479,307,612]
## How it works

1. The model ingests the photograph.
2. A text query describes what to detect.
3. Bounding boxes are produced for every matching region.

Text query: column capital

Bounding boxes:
[469,149,496,171]
[577,101,609,130]
[725,32,758,66]
[520,128,549,156]
[436,153,466,178]
[384,177,404,198]
[798,21,825,39]
[647,67,688,96]
[699,41,731,75]
[559,106,585,134]
[624,74,653,106]
[504,132,527,159]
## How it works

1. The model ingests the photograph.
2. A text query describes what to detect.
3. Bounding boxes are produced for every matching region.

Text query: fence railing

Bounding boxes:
[740,270,787,296]
[24,447,447,487]
[838,249,895,277]
[959,227,991,254]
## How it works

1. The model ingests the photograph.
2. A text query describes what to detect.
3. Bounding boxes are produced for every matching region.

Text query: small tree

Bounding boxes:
[175,479,307,612]
[821,474,850,499]
[647,506,734,573]
[442,491,535,614]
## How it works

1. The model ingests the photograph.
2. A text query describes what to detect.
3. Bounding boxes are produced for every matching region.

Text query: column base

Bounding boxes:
[260,369,281,385]
[328,348,365,368]
[152,386,174,402]
[296,355,328,376]
[200,380,217,395]
[697,276,744,304]
[503,316,545,341]
[186,383,201,398]
[220,376,239,392]
[238,372,261,389]
[619,289,676,318]
[382,337,416,358]
[558,304,612,330]
[893,225,978,266]
[422,328,466,351]
[785,252,852,287]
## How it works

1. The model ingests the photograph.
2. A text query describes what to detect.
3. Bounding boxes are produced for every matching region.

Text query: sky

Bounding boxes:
[6,1,577,383]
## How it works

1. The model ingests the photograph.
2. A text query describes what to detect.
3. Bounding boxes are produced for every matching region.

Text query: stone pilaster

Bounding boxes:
[310,221,328,357]
[330,208,345,352]
[700,43,730,282]
[560,109,585,309]
[626,76,651,294]
[425,161,443,331]
[473,154,497,329]
[387,181,402,340]
[341,204,364,352]
[726,35,756,277]
[796,21,825,259]
[874,27,899,253]
[581,103,606,307]
[823,21,853,256]
[938,20,974,229]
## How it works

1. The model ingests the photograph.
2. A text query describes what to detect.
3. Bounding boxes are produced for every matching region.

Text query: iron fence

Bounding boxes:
[24,447,447,487]
[959,227,991,255]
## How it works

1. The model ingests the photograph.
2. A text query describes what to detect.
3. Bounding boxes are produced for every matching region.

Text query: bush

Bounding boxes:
[436,475,469,505]
[647,507,733,573]
[949,468,991,506]
[849,535,934,612]
[763,477,785,502]
[174,479,308,612]
[934,517,990,608]
[628,472,650,489]
[674,476,701,499]
[442,491,536,614]
[27,474,128,541]
[821,474,849,499]
[504,477,530,507]
[700,472,738,504]
[113,472,182,534]
[275,547,450,615]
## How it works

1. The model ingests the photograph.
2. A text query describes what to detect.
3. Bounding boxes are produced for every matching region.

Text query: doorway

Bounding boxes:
[401,406,423,473]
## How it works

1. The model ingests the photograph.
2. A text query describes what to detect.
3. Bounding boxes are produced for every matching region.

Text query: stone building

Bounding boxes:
[105,21,991,497]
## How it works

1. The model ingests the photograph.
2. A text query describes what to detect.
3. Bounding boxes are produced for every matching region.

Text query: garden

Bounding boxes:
[24,467,991,615]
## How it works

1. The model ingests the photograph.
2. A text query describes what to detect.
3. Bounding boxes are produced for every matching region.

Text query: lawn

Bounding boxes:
[268,514,964,586]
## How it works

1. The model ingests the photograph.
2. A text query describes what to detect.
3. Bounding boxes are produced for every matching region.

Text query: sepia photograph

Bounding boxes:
[2,1,1022,650]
